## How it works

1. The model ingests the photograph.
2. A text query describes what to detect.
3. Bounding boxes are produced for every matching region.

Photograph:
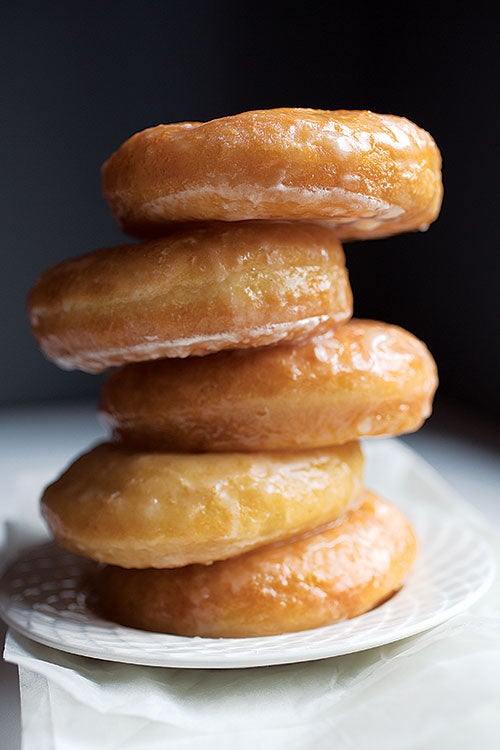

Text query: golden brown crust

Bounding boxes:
[101,108,442,240]
[92,492,417,637]
[27,221,352,372]
[41,441,363,569]
[101,319,438,452]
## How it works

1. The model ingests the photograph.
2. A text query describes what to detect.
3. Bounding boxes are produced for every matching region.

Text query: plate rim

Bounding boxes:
[0,544,496,669]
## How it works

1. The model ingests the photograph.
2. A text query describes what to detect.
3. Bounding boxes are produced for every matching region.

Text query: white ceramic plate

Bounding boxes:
[0,440,496,668]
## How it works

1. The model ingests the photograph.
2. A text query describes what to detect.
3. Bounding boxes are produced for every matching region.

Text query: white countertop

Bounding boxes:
[1,398,499,749]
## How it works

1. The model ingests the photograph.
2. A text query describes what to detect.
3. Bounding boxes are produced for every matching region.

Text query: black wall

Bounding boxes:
[2,2,499,418]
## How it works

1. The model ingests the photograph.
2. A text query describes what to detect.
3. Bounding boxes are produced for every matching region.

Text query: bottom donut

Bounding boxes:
[91,491,417,638]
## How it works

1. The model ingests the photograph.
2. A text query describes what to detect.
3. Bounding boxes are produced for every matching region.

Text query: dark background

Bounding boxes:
[2,2,499,422]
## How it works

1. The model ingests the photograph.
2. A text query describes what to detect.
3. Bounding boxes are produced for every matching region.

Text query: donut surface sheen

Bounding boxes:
[27,221,352,372]
[101,319,438,452]
[92,492,417,637]
[40,441,363,569]
[101,108,443,240]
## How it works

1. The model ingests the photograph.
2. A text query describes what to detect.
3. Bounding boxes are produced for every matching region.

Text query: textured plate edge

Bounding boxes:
[2,562,496,669]
[0,530,496,669]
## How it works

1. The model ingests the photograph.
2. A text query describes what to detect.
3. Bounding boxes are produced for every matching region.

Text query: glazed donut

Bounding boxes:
[101,108,443,240]
[27,221,352,372]
[91,492,417,638]
[41,441,363,569]
[100,319,438,452]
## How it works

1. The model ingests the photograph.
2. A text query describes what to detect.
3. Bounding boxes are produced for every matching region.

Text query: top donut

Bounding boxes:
[102,108,443,240]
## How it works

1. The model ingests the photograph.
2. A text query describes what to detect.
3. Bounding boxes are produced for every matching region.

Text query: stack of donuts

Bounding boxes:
[28,108,442,638]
